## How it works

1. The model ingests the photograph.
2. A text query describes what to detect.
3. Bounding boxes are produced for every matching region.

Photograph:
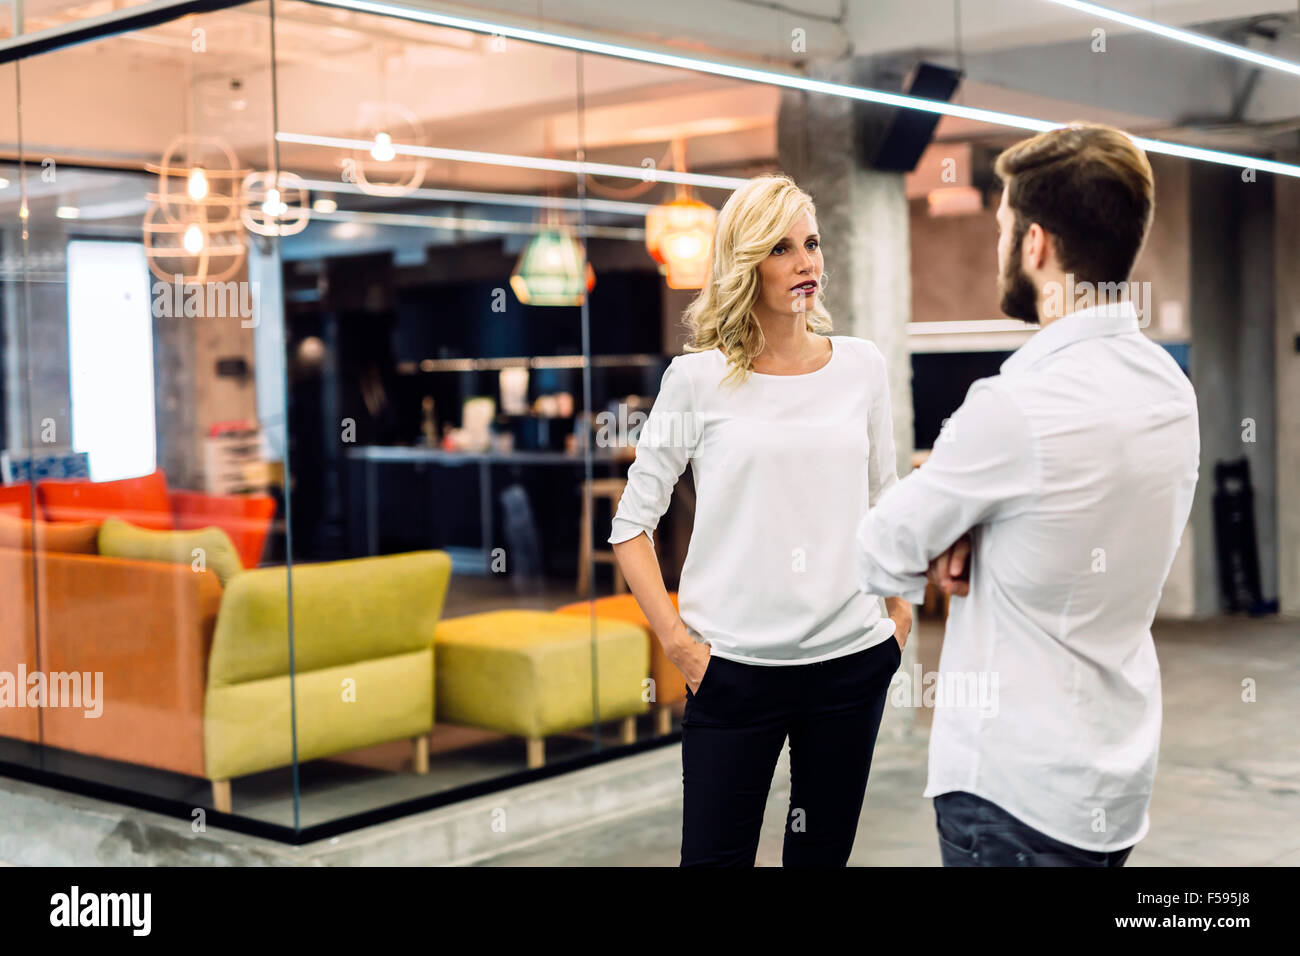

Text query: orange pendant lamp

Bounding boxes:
[645,138,716,289]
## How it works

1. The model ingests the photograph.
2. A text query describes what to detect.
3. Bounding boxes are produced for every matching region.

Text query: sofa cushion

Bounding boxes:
[204,649,433,781]
[0,482,34,520]
[170,489,275,569]
[0,513,100,553]
[40,469,172,529]
[207,550,452,687]
[98,516,243,586]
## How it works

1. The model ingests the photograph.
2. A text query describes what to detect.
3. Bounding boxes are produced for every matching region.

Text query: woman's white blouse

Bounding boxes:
[607,335,900,665]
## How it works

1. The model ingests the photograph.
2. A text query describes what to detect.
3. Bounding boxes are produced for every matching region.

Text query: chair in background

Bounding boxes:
[577,477,627,598]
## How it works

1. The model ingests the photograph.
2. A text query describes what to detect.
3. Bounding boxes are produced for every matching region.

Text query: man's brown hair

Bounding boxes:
[995,123,1155,286]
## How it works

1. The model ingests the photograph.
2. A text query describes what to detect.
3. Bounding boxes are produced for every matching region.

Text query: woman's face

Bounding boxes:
[754,211,822,320]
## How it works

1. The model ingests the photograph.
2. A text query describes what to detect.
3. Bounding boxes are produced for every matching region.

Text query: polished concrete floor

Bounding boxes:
[1,613,1296,866]
[472,615,1300,866]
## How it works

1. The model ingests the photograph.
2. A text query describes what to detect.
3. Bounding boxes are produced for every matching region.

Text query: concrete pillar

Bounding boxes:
[776,56,915,481]
[777,57,918,736]
[1276,176,1300,616]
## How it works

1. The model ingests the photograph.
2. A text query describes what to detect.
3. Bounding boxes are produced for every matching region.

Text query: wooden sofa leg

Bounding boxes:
[211,780,232,814]
[413,735,429,775]
[526,736,545,769]
[655,705,672,736]
[620,715,636,744]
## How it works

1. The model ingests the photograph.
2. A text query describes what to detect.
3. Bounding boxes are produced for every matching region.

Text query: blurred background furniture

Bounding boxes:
[433,608,649,768]
[577,477,627,597]
[555,592,684,734]
[205,550,452,811]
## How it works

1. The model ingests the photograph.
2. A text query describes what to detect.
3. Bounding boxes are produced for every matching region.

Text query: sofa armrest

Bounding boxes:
[34,550,223,778]
[209,550,453,687]
[170,489,276,570]
[0,547,39,742]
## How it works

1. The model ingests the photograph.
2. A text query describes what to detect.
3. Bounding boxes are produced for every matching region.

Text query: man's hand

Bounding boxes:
[928,533,972,597]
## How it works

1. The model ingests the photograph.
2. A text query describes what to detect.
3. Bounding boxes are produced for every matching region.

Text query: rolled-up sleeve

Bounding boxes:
[608,358,697,545]
[856,379,1037,605]
[866,341,900,510]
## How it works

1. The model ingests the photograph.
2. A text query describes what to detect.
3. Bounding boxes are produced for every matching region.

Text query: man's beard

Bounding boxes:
[998,220,1040,325]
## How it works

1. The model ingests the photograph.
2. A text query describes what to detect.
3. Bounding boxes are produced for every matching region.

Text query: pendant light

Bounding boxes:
[242,169,311,237]
[352,42,427,197]
[143,132,247,284]
[509,120,595,306]
[142,60,247,284]
[644,138,716,289]
[509,227,596,306]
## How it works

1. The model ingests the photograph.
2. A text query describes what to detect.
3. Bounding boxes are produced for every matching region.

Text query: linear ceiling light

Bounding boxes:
[1043,0,1300,79]
[306,0,1300,180]
[294,177,657,216]
[314,206,643,240]
[278,132,749,189]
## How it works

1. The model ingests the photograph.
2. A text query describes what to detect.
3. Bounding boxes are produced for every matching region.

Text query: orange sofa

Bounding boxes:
[0,545,222,769]
[0,468,274,779]
[29,469,275,569]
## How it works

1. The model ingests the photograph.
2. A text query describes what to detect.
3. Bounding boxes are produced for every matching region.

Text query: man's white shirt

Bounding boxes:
[856,301,1200,851]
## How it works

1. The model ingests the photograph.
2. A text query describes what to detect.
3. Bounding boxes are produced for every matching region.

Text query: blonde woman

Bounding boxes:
[609,174,911,867]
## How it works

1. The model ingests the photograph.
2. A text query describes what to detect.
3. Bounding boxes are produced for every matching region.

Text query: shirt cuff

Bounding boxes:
[608,518,653,545]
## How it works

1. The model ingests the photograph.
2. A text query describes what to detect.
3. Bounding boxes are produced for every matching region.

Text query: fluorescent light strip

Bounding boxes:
[278,131,748,189]
[316,206,644,239]
[304,0,1300,180]
[296,177,656,216]
[1044,0,1300,79]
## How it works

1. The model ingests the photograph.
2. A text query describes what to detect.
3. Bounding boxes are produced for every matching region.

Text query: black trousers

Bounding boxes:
[934,790,1135,867]
[680,637,901,867]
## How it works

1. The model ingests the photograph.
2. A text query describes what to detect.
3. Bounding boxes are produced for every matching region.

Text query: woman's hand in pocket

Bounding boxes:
[886,597,913,652]
[667,625,713,694]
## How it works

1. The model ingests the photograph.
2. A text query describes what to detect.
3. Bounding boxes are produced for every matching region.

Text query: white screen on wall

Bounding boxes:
[66,239,156,482]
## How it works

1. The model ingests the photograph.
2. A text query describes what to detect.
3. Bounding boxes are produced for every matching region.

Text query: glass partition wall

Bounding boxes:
[0,0,751,835]
[2,3,298,829]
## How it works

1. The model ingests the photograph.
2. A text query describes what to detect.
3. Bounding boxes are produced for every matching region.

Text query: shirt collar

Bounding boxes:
[1000,300,1141,375]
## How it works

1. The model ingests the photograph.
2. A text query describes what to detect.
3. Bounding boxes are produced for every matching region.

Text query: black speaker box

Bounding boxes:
[862,62,963,173]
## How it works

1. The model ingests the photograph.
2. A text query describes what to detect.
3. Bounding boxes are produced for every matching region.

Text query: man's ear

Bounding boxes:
[1024,222,1051,271]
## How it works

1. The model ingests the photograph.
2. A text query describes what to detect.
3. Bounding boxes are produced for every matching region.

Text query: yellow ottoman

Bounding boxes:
[434,609,650,768]
[555,593,685,737]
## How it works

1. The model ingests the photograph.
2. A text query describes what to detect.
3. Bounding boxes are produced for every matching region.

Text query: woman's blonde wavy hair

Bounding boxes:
[682,173,833,387]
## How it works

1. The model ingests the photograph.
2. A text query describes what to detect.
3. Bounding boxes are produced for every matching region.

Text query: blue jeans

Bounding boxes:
[934,791,1135,867]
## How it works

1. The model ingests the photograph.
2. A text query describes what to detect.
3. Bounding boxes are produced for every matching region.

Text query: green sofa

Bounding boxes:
[203,550,452,811]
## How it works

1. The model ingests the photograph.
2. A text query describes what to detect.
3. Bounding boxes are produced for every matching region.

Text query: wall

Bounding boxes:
[908,153,1191,334]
